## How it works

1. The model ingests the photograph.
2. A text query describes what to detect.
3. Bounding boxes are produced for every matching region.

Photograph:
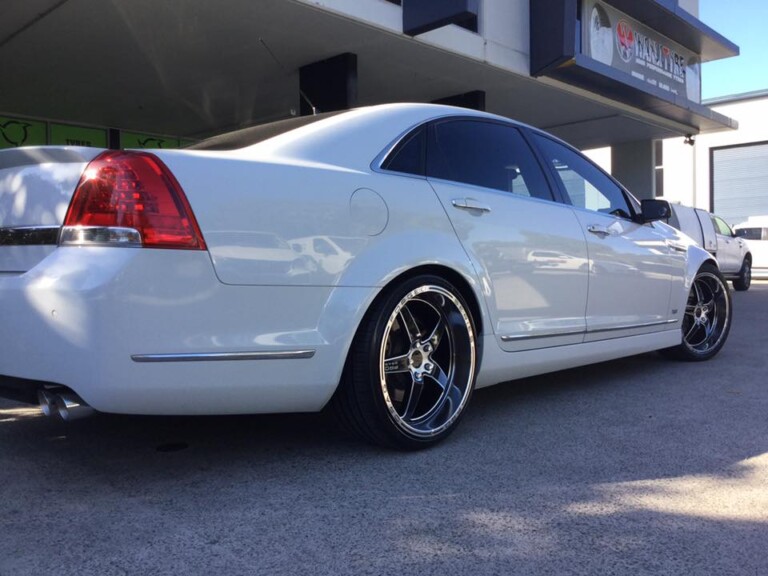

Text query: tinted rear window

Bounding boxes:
[428,120,553,200]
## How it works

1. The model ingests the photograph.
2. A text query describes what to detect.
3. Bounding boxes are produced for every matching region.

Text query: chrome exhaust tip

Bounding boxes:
[37,389,57,417]
[53,392,94,421]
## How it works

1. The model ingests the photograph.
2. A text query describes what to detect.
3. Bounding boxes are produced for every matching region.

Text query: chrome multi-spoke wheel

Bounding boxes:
[333,275,478,449]
[380,285,475,438]
[665,263,731,361]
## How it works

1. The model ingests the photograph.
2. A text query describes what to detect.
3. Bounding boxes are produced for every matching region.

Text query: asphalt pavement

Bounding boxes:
[1,283,767,576]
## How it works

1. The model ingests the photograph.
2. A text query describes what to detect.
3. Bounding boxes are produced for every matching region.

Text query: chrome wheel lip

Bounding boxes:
[682,271,730,355]
[378,284,476,438]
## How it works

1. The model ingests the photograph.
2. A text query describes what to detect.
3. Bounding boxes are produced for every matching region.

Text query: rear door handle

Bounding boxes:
[452,198,491,213]
[587,224,610,237]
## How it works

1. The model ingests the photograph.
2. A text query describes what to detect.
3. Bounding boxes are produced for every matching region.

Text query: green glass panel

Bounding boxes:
[50,124,107,148]
[0,116,47,148]
[121,131,180,149]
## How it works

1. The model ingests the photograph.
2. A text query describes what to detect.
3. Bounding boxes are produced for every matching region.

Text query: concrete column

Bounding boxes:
[611,140,656,200]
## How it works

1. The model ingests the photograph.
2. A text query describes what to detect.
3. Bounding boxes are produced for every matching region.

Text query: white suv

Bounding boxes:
[667,204,752,291]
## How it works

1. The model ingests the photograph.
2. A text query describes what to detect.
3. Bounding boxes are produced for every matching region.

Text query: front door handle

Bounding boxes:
[587,224,610,238]
[452,198,491,213]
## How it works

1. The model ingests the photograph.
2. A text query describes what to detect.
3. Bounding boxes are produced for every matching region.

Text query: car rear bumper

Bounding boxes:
[0,247,370,415]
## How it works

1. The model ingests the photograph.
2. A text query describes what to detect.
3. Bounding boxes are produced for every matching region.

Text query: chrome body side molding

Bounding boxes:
[500,319,678,342]
[131,350,316,363]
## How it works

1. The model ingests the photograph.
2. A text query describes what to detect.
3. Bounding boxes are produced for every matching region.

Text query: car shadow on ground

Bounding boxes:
[0,343,763,483]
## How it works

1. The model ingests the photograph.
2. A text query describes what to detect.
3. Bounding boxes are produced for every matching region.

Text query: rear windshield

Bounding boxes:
[187,111,343,151]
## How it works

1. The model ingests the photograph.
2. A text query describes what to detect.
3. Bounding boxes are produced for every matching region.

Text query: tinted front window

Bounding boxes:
[427,120,553,200]
[533,134,633,219]
[712,216,733,236]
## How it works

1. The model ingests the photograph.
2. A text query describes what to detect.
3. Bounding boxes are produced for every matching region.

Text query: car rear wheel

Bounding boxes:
[333,275,477,450]
[662,263,732,361]
[733,256,751,291]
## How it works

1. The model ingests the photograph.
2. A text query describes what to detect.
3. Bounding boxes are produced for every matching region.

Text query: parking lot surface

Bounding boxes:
[1,284,767,576]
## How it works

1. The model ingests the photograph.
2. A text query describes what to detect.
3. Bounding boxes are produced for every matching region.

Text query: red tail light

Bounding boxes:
[62,151,206,250]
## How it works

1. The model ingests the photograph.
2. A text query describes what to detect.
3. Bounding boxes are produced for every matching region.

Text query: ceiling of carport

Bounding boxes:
[0,0,699,148]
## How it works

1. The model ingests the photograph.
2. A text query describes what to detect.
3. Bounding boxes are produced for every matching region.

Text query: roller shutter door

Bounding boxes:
[711,141,768,226]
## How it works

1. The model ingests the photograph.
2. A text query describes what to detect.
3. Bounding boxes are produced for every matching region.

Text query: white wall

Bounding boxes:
[480,0,531,74]
[583,147,612,173]
[678,0,699,18]
[295,0,530,76]
[663,94,768,209]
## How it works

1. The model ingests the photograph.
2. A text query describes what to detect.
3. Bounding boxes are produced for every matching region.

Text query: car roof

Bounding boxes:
[734,216,768,228]
[184,103,540,172]
[188,111,345,151]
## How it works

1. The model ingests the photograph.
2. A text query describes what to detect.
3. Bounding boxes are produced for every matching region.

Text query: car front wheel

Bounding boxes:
[333,275,477,450]
[733,257,751,291]
[663,263,732,361]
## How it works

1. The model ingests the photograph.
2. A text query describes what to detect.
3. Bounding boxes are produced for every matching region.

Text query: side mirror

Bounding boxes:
[639,199,671,223]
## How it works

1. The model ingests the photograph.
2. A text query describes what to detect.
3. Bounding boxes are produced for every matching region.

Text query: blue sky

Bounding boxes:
[700,0,768,100]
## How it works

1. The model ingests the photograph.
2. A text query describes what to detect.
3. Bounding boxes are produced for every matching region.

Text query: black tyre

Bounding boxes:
[662,263,732,361]
[733,256,751,291]
[332,275,478,450]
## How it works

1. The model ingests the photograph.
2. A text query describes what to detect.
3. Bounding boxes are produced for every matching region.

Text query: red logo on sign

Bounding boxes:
[615,20,634,63]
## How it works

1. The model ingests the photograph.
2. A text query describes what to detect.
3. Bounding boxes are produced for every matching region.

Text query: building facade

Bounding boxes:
[661,90,768,226]
[1,0,738,197]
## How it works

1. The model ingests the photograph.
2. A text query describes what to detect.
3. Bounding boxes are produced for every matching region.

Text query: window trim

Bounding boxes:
[372,122,432,179]
[712,215,734,237]
[374,115,644,217]
[378,124,427,177]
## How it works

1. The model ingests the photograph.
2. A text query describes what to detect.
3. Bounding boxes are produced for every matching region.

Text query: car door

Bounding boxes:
[422,119,589,352]
[530,133,679,340]
[711,215,743,273]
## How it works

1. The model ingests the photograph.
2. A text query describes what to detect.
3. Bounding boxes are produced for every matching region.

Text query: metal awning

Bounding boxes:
[545,55,738,133]
[603,0,739,62]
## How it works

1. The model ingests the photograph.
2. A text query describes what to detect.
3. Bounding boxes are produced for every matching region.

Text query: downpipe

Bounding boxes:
[37,389,94,421]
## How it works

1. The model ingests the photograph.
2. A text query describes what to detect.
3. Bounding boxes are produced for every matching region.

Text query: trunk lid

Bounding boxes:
[0,147,103,273]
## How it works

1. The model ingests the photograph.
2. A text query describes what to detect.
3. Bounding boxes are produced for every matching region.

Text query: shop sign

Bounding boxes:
[50,123,108,148]
[582,0,701,103]
[0,116,47,149]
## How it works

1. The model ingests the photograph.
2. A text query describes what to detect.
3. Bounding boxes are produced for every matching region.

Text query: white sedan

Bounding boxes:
[0,104,732,449]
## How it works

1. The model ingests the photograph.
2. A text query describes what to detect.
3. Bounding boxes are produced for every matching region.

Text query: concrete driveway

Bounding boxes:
[1,284,767,576]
